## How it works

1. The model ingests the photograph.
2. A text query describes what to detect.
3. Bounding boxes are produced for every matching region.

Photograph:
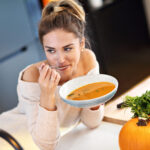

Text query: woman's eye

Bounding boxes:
[47,49,55,53]
[64,47,72,51]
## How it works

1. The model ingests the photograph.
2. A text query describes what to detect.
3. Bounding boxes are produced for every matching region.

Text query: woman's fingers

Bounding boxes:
[48,69,61,86]
[50,69,58,83]
[55,73,61,85]
[38,63,61,89]
[45,68,52,81]
[44,68,60,85]
[39,63,45,70]
[39,65,49,80]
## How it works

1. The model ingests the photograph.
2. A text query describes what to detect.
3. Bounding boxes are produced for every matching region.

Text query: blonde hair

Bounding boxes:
[38,0,87,45]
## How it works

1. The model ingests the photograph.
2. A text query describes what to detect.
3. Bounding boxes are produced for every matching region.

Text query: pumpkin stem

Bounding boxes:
[137,118,149,126]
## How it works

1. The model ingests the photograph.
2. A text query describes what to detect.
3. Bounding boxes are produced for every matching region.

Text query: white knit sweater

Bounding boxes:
[16,62,104,150]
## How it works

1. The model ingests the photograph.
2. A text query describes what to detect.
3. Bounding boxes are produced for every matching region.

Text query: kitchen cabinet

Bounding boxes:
[0,0,43,113]
[0,40,43,113]
[0,0,35,58]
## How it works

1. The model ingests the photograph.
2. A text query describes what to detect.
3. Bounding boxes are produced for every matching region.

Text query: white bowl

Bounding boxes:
[59,74,118,108]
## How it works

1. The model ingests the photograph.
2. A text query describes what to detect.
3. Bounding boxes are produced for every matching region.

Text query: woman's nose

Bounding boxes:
[58,53,65,64]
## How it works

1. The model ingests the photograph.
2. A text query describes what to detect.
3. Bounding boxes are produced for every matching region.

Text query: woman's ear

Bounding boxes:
[80,37,85,52]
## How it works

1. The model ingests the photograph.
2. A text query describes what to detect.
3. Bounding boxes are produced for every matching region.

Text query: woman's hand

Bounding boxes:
[90,104,104,111]
[38,63,61,111]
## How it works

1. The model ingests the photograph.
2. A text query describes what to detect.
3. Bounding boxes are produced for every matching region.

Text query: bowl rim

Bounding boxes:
[59,74,118,103]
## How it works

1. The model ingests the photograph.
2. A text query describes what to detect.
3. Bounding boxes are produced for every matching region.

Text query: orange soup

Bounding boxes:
[67,82,115,100]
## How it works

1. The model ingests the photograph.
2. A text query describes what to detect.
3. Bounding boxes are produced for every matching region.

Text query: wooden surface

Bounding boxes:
[104,76,150,125]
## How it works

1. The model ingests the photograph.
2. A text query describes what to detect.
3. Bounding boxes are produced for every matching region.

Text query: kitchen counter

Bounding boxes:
[56,121,122,150]
[104,76,150,125]
[1,76,150,149]
[0,107,122,150]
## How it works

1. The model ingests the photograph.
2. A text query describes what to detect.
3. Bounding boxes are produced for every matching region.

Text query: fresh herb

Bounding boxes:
[68,93,74,97]
[96,89,99,92]
[121,91,150,121]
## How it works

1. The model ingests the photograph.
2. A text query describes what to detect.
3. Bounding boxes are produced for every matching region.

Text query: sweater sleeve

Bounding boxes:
[16,72,60,150]
[80,104,104,128]
[26,102,60,150]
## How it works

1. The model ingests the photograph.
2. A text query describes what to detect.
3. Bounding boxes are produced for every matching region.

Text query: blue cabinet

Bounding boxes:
[0,0,43,113]
[0,40,44,113]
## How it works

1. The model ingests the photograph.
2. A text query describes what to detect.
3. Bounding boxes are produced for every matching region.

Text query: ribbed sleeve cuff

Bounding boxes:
[81,105,104,128]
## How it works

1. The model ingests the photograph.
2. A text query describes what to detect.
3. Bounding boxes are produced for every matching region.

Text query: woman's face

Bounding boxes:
[43,29,84,81]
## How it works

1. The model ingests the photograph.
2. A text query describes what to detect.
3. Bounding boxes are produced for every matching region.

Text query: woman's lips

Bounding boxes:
[57,65,70,71]
[49,65,70,70]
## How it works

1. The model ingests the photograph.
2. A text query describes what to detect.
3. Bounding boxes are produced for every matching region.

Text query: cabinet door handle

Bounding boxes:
[0,46,28,63]
[20,46,27,52]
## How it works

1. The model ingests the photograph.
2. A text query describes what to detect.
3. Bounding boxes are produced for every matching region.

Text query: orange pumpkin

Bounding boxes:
[119,118,150,150]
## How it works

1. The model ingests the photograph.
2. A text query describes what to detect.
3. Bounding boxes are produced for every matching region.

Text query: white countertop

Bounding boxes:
[56,121,122,150]
[0,107,122,150]
[1,77,150,149]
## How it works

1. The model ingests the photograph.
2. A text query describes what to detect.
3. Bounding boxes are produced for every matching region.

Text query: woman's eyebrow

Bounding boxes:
[45,43,74,49]
[45,46,55,49]
[63,43,74,48]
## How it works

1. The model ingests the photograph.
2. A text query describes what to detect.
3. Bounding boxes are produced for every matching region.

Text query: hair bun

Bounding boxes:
[42,6,53,17]
[54,6,65,13]
[42,0,85,22]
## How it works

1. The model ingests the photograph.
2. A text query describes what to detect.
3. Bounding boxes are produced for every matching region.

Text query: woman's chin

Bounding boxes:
[60,73,72,83]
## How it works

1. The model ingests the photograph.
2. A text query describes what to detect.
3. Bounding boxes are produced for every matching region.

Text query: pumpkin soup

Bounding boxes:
[67,82,115,100]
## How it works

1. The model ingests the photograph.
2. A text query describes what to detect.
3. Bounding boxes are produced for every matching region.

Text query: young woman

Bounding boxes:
[17,0,104,149]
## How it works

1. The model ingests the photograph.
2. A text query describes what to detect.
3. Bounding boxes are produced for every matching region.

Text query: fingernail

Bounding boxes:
[40,63,45,70]
[46,65,49,70]
[41,63,45,68]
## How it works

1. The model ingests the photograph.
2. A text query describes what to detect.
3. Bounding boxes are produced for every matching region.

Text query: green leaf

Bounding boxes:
[123,90,150,120]
[68,93,74,97]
